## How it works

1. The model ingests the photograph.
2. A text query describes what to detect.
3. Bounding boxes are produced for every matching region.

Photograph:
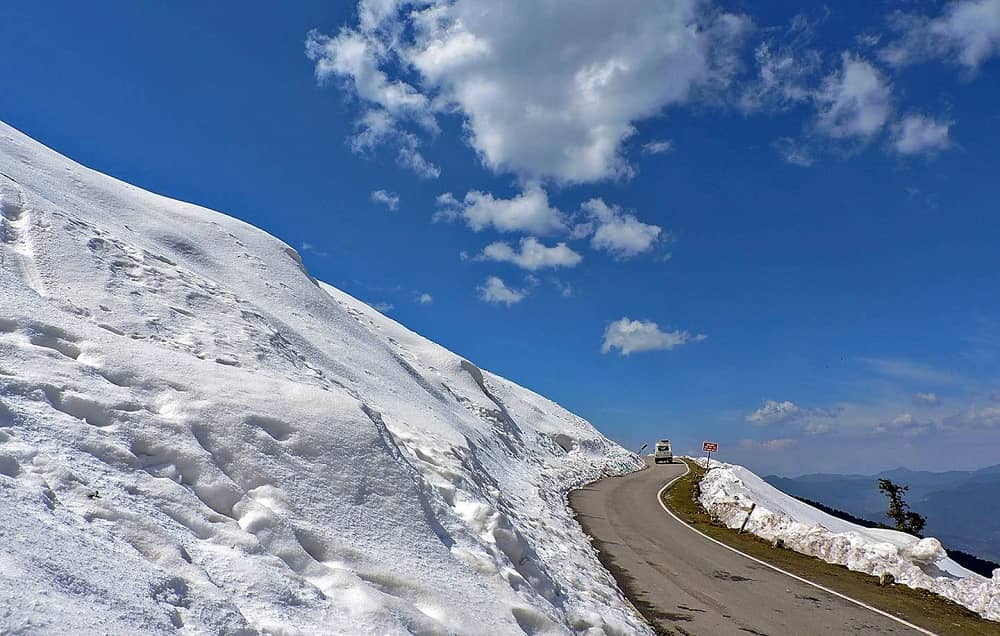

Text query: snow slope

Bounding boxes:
[696,459,1000,621]
[0,121,647,635]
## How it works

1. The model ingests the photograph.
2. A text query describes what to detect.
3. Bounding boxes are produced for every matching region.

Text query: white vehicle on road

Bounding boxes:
[654,440,673,464]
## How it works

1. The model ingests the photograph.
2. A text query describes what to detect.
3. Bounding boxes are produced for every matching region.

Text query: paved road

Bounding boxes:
[569,459,917,635]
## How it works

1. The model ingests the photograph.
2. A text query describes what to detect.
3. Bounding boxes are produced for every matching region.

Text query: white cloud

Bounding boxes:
[305,26,441,178]
[815,54,892,141]
[601,318,705,355]
[370,301,394,313]
[740,12,825,113]
[477,276,528,306]
[875,413,933,436]
[300,242,328,257]
[743,42,813,111]
[804,421,831,435]
[370,189,400,210]
[739,438,798,450]
[881,0,1000,70]
[439,191,662,259]
[891,115,952,156]
[350,109,396,153]
[575,199,663,259]
[747,400,803,425]
[913,392,942,406]
[976,407,1000,425]
[945,405,1000,429]
[309,0,751,184]
[478,237,582,271]
[861,357,959,385]
[396,138,441,178]
[552,279,574,298]
[856,33,882,49]
[747,399,841,425]
[642,140,673,155]
[435,187,567,235]
[417,293,433,305]
[347,110,441,178]
[306,29,431,119]
[772,137,815,166]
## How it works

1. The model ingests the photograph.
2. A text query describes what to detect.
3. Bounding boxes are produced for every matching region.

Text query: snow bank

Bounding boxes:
[694,458,1000,621]
[0,121,647,635]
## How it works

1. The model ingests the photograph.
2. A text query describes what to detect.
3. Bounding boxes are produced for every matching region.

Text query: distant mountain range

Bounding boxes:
[765,464,1000,563]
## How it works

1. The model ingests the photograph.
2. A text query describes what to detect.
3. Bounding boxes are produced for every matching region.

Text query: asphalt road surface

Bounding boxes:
[569,459,918,635]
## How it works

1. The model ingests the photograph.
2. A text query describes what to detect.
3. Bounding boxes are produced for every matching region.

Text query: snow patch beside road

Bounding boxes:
[695,458,1000,621]
[0,120,646,634]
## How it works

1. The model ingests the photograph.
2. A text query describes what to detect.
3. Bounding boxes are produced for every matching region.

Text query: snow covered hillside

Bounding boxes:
[0,121,646,635]
[696,459,1000,621]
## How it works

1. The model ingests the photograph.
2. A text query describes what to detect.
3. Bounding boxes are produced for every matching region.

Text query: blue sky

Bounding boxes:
[4,1,1000,475]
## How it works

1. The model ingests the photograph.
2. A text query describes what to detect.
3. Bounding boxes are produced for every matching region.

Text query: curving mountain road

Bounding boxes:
[569,459,920,635]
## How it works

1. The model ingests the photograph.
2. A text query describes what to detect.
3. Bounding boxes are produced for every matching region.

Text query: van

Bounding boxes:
[654,440,673,464]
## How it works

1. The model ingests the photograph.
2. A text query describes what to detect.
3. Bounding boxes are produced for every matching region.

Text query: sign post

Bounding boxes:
[702,441,718,469]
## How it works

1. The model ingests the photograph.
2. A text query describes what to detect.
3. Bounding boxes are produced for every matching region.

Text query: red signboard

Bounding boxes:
[703,441,719,453]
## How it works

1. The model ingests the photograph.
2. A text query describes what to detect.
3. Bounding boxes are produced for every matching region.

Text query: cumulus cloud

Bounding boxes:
[435,188,567,235]
[477,276,528,306]
[417,293,433,305]
[747,399,841,425]
[306,29,431,119]
[442,193,663,259]
[881,0,1000,70]
[913,392,942,406]
[601,318,705,355]
[574,199,663,259]
[301,21,442,176]
[747,400,803,425]
[308,0,751,184]
[642,140,674,155]
[890,115,952,156]
[815,54,892,141]
[370,189,400,210]
[478,237,582,271]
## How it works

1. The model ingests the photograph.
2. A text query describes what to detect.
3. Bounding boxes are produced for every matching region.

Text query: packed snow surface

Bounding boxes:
[695,458,1000,621]
[0,121,648,635]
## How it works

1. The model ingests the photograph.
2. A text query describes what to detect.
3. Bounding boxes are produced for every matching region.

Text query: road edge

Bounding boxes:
[656,459,937,636]
[566,469,659,636]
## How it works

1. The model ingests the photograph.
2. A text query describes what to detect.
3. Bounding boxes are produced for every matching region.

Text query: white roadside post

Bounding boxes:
[739,503,757,534]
